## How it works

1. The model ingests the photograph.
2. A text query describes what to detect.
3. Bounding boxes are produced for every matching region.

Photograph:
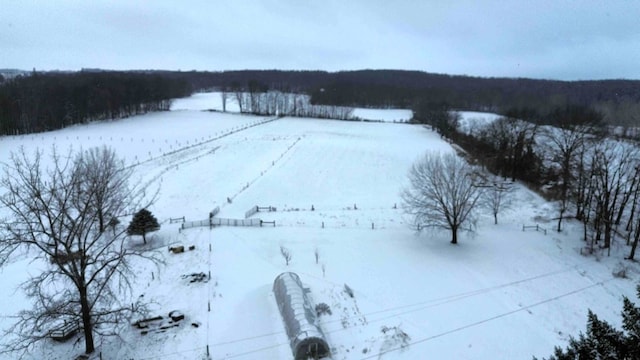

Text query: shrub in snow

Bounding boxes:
[280,246,292,266]
[344,284,354,298]
[380,325,411,351]
[612,262,628,279]
[316,303,332,317]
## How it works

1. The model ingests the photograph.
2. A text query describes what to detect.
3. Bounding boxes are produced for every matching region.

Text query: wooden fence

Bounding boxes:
[245,205,276,218]
[523,224,547,235]
[182,217,263,230]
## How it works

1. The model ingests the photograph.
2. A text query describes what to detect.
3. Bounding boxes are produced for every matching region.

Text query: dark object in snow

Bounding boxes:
[169,245,185,254]
[132,311,185,335]
[132,316,163,329]
[344,284,354,298]
[191,322,200,328]
[169,310,184,322]
[181,272,209,283]
[49,321,79,342]
[273,272,331,360]
[188,245,196,251]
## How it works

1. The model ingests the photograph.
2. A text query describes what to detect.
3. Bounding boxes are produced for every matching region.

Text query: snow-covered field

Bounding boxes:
[351,108,412,123]
[457,111,503,135]
[171,91,413,123]
[0,93,638,360]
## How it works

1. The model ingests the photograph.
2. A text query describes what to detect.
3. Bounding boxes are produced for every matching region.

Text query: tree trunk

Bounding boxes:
[557,208,564,232]
[142,232,147,244]
[98,211,105,233]
[79,286,95,354]
[494,213,498,225]
[629,218,640,260]
[451,227,458,244]
[603,221,612,249]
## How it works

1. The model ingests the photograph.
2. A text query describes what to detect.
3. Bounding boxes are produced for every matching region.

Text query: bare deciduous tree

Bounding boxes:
[481,177,514,225]
[543,108,603,232]
[588,142,638,249]
[402,152,483,244]
[74,146,131,233]
[220,85,229,112]
[280,246,292,266]
[0,146,158,356]
[480,117,539,182]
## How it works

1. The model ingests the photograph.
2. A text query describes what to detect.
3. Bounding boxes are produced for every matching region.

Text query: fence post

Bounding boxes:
[522,224,525,231]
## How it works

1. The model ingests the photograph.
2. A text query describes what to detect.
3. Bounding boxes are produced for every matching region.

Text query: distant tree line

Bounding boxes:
[0,71,190,135]
[156,69,640,128]
[3,68,639,135]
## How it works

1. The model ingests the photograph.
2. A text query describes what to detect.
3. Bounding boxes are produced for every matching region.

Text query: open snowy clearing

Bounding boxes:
[171,92,413,123]
[0,93,638,360]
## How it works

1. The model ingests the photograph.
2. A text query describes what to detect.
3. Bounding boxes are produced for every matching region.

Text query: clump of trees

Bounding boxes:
[536,284,640,360]
[0,146,158,356]
[402,152,483,244]
[220,81,354,120]
[417,101,640,259]
[0,71,191,135]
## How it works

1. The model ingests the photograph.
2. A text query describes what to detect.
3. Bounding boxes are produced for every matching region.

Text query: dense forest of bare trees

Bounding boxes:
[2,69,639,135]
[0,71,190,135]
[416,101,640,259]
[28,69,634,129]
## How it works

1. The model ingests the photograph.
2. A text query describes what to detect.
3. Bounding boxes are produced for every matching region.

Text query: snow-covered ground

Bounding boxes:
[0,93,638,360]
[351,108,412,123]
[457,111,503,135]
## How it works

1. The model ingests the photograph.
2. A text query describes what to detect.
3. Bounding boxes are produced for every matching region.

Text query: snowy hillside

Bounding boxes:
[0,93,638,360]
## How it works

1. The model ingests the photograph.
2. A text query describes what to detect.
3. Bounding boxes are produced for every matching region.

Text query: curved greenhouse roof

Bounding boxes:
[273,272,330,360]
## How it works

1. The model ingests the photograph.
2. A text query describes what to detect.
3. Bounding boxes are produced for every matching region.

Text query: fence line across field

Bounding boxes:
[182,217,263,229]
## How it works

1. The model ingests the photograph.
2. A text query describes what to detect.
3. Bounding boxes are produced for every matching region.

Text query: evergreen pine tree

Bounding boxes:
[127,209,160,244]
[537,285,640,360]
[622,288,640,359]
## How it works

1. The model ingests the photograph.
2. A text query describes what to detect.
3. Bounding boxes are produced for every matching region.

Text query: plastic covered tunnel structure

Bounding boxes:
[273,272,331,360]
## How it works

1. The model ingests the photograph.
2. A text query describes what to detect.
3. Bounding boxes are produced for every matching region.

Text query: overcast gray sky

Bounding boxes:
[2,0,639,80]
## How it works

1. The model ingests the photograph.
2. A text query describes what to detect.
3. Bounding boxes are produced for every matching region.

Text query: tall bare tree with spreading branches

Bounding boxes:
[0,145,159,356]
[402,152,483,244]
